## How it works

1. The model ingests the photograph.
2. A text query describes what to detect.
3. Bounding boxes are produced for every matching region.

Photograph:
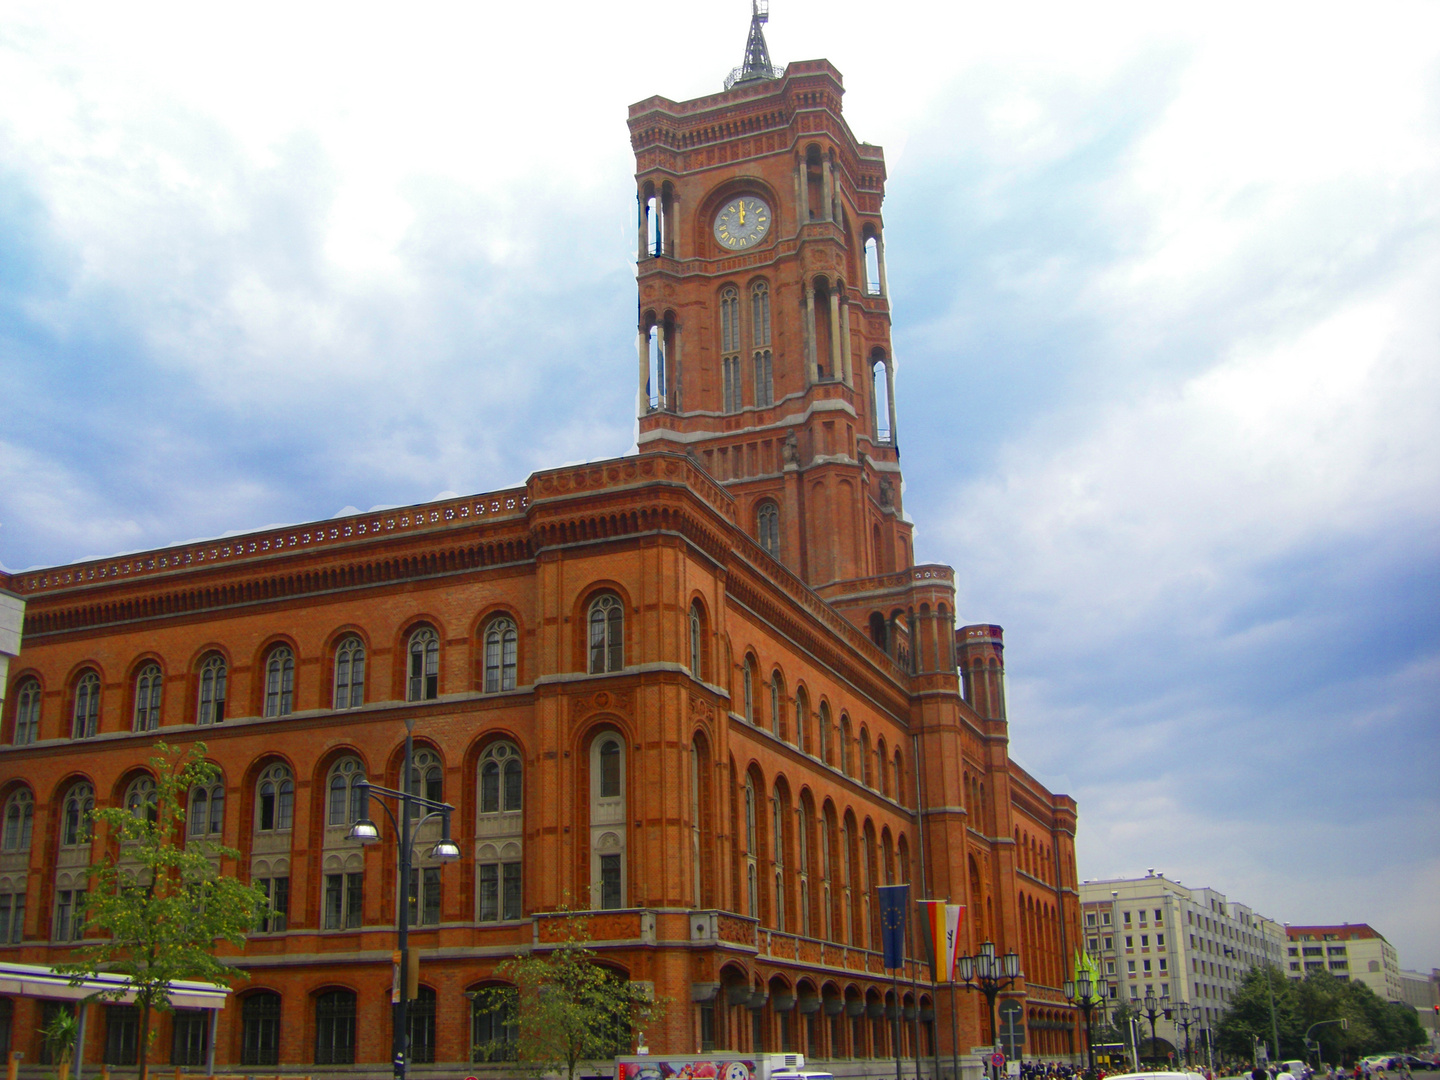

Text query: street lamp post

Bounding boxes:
[1141,992,1168,1066]
[1064,972,1101,1079]
[1174,1004,1202,1068]
[348,727,461,1080]
[956,942,1022,1080]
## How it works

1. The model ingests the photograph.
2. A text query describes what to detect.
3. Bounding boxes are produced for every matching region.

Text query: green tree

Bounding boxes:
[1215,965,1303,1062]
[58,742,268,1080]
[471,913,666,1080]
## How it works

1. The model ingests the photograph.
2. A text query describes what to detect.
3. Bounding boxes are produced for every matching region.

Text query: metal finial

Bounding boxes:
[725,0,782,90]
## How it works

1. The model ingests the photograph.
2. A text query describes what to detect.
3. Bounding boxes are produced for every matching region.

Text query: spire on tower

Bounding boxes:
[725,0,782,90]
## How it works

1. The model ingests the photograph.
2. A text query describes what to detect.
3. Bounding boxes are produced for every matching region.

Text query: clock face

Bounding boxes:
[713,196,771,250]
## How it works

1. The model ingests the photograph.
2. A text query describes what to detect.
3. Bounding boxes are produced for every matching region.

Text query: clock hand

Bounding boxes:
[737,202,746,225]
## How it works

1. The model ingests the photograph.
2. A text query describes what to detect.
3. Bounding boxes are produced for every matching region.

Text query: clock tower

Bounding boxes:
[629,2,911,591]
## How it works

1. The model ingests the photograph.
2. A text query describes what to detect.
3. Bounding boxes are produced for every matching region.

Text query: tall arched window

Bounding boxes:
[758,502,780,559]
[752,281,773,406]
[587,595,624,674]
[480,742,523,815]
[197,655,227,725]
[189,781,224,837]
[893,750,905,806]
[264,648,294,717]
[797,800,812,937]
[744,775,758,918]
[333,637,365,709]
[720,286,742,412]
[327,758,367,827]
[689,602,704,676]
[590,735,626,909]
[840,715,853,777]
[470,984,518,1061]
[795,687,809,755]
[408,748,442,817]
[771,785,786,932]
[240,992,281,1066]
[408,986,436,1064]
[314,990,356,1065]
[484,618,518,693]
[61,783,94,847]
[132,664,162,732]
[742,657,756,723]
[72,671,100,739]
[818,702,832,765]
[2,790,33,852]
[478,742,523,922]
[124,777,157,823]
[770,672,784,740]
[407,628,439,701]
[11,679,40,745]
[256,764,294,832]
[860,729,873,788]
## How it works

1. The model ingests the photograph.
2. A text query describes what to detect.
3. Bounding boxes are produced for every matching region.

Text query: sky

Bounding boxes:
[2,2,1437,971]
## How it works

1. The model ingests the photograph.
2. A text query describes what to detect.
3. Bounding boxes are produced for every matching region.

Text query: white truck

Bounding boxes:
[616,1052,829,1080]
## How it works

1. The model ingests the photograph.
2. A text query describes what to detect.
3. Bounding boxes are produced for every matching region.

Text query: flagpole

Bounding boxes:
[949,979,961,1080]
[893,967,904,1080]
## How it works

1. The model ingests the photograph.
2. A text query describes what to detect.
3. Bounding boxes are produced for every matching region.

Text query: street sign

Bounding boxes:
[990,1053,1006,1068]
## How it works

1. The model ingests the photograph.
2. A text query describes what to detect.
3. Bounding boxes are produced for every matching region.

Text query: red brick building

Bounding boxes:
[0,16,1082,1078]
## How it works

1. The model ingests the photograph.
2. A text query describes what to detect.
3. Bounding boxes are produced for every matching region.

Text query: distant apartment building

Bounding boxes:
[1079,873,1286,1053]
[1285,925,1401,1001]
[1400,969,1438,1049]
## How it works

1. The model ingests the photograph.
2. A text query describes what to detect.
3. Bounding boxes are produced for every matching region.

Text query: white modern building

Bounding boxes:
[1285,924,1402,1001]
[1079,872,1287,1057]
[0,588,23,715]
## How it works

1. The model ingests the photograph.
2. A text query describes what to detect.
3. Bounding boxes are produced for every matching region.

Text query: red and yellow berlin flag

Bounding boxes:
[917,900,965,983]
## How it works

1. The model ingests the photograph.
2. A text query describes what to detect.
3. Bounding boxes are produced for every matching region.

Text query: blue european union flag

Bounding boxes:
[877,884,909,969]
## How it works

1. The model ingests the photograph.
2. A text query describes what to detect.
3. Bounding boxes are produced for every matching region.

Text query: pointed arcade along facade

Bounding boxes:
[0,15,1082,1078]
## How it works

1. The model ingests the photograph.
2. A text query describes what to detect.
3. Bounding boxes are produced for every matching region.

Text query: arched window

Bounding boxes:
[256,764,294,832]
[480,742,523,815]
[797,800,812,937]
[758,501,780,559]
[61,783,94,847]
[877,737,889,797]
[333,637,365,709]
[264,647,294,717]
[795,687,809,755]
[587,595,624,674]
[744,775,758,918]
[2,790,33,851]
[72,671,100,739]
[840,715,853,776]
[197,654,227,725]
[599,739,621,799]
[860,729,873,788]
[752,281,773,406]
[314,990,356,1065]
[771,785,786,932]
[11,679,39,745]
[240,992,281,1066]
[484,618,518,693]
[872,356,893,443]
[477,742,523,922]
[408,748,442,817]
[770,671,784,740]
[893,750,905,806]
[407,986,436,1064]
[742,656,755,723]
[327,758,367,827]
[407,627,439,701]
[720,286,742,413]
[124,777,157,823]
[132,664,162,732]
[818,702,832,765]
[189,782,224,837]
[590,735,626,909]
[470,985,518,1061]
[689,602,704,676]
